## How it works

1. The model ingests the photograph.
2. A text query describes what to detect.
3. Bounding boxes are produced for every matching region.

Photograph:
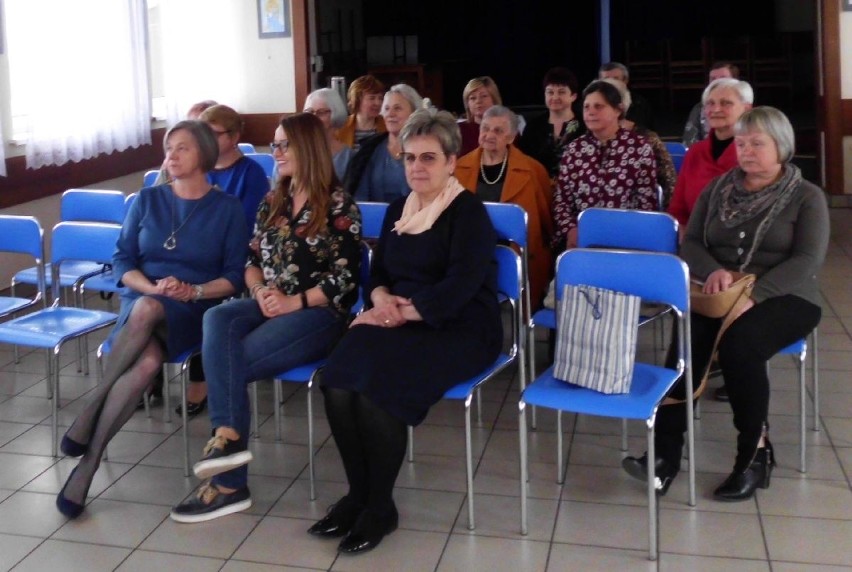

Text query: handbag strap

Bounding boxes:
[663,278,754,406]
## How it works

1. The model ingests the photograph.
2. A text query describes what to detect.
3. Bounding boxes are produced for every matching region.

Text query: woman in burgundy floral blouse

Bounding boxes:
[552,80,657,251]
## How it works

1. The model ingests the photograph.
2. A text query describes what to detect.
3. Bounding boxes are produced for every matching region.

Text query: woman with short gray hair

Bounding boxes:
[624,106,829,503]
[311,106,502,553]
[345,83,423,202]
[56,120,248,519]
[304,88,353,179]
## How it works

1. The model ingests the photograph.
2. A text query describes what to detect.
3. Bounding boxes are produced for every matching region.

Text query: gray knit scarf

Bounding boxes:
[703,163,802,271]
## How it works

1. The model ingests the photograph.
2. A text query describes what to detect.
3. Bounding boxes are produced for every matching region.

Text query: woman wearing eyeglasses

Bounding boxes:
[304,88,354,180]
[345,83,422,203]
[308,109,502,554]
[170,113,362,523]
[174,104,272,418]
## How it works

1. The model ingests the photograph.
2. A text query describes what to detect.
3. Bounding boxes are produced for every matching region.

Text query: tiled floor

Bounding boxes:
[0,179,851,570]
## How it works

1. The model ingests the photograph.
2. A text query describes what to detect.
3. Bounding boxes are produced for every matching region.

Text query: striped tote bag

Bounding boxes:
[553,284,641,394]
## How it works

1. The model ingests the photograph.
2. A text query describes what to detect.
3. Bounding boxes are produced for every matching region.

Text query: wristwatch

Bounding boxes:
[193,284,204,301]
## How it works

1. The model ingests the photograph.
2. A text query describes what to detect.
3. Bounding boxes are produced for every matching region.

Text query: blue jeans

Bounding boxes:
[203,298,346,490]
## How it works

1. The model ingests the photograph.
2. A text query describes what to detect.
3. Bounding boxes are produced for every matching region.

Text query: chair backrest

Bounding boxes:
[124,193,137,217]
[245,153,276,178]
[0,215,44,260]
[358,201,389,240]
[238,142,256,154]
[51,222,121,267]
[143,170,160,188]
[555,249,689,314]
[664,142,687,174]
[61,189,127,224]
[494,244,522,304]
[484,202,528,247]
[577,208,678,254]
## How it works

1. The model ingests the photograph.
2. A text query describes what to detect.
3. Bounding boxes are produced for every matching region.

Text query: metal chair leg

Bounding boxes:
[273,380,283,441]
[646,422,658,561]
[251,381,260,439]
[181,364,190,477]
[307,374,316,501]
[51,351,59,457]
[621,418,629,452]
[407,426,414,463]
[556,410,564,484]
[519,400,529,535]
[464,397,475,530]
[811,329,820,432]
[799,348,807,473]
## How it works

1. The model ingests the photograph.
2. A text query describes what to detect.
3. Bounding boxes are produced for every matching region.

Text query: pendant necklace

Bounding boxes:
[163,192,204,250]
[480,152,508,185]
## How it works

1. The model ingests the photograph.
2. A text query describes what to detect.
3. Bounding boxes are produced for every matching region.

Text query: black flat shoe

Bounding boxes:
[175,397,207,417]
[713,444,775,502]
[622,453,679,496]
[338,505,399,554]
[60,434,87,458]
[308,496,364,538]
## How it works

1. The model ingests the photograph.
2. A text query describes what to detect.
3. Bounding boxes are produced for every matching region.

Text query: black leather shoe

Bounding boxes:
[622,453,679,495]
[308,496,364,538]
[175,397,207,417]
[713,444,775,502]
[338,506,399,554]
[713,386,729,402]
[60,434,87,458]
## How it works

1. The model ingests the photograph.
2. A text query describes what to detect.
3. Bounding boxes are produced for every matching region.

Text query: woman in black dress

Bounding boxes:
[309,109,503,554]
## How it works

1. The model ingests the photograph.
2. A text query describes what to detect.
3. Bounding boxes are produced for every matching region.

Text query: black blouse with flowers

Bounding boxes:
[248,188,362,315]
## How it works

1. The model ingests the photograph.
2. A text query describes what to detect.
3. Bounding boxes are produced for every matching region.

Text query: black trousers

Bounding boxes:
[656,294,821,470]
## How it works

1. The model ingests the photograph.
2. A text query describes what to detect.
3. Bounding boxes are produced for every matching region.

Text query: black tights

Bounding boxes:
[62,297,167,505]
[321,386,407,514]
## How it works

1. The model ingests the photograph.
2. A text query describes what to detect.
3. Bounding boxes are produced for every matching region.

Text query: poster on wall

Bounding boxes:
[257,0,291,38]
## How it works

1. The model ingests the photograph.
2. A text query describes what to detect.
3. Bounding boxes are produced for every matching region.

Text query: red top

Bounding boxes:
[667,133,738,227]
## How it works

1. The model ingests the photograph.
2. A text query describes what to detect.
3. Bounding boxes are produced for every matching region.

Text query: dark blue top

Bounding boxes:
[207,156,269,235]
[353,143,409,203]
[114,185,248,292]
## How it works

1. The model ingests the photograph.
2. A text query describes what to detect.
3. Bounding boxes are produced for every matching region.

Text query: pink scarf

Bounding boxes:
[393,176,466,235]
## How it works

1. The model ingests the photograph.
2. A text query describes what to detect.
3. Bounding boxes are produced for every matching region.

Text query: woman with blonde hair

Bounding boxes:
[458,76,502,156]
[171,113,362,523]
[336,75,387,151]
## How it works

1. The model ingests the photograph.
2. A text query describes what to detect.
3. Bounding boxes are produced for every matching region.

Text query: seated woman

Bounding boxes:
[455,105,554,309]
[308,109,502,553]
[552,80,657,252]
[304,87,354,180]
[56,120,248,519]
[335,75,387,152]
[178,104,271,417]
[622,107,828,501]
[668,78,754,231]
[458,76,502,157]
[346,84,423,203]
[600,78,677,210]
[170,113,362,523]
[516,67,585,179]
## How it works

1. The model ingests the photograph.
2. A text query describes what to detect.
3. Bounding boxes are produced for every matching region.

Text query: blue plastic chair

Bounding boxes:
[238,142,256,154]
[143,170,160,188]
[12,190,126,302]
[0,216,47,322]
[0,223,120,457]
[356,201,389,240]
[664,141,687,174]
[245,153,276,178]
[519,249,695,560]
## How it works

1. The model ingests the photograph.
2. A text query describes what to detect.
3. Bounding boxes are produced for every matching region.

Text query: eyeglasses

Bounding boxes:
[270,140,290,153]
[304,108,332,118]
[398,151,444,166]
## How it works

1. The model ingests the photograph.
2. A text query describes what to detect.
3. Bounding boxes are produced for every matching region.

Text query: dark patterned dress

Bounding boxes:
[552,128,657,248]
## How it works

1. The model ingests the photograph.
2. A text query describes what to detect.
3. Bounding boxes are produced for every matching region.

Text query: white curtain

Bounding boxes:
[7,0,151,169]
[158,0,245,125]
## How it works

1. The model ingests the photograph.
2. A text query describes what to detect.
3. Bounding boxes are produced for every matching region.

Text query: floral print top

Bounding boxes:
[553,128,657,247]
[248,188,362,315]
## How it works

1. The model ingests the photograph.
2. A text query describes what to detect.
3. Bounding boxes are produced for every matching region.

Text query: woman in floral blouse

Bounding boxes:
[171,113,362,523]
[552,80,657,251]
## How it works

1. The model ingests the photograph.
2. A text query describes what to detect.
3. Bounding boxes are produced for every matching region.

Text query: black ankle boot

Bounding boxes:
[713,440,775,502]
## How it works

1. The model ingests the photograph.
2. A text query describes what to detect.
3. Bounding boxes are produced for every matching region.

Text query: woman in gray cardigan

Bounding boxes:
[623,107,829,501]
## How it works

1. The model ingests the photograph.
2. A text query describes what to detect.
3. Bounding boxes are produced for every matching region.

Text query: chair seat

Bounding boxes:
[443,353,514,400]
[522,363,680,421]
[532,308,556,330]
[81,270,121,293]
[15,261,106,288]
[0,307,117,348]
[778,338,806,355]
[274,360,327,383]
[0,296,36,316]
